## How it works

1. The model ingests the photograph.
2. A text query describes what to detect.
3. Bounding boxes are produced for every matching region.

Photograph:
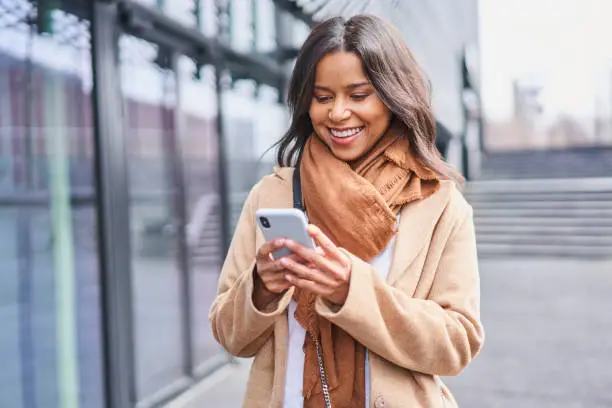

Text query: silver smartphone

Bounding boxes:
[256,208,315,259]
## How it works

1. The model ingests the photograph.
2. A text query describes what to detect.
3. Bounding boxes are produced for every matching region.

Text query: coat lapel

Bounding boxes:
[386,181,454,286]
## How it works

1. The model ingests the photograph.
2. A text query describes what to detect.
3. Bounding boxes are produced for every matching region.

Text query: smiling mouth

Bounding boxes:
[329,126,365,138]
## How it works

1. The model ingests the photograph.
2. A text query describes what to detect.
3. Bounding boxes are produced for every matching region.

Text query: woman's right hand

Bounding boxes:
[253,239,302,309]
[255,239,295,292]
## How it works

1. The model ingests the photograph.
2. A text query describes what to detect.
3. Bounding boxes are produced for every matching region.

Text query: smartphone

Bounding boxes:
[256,208,315,259]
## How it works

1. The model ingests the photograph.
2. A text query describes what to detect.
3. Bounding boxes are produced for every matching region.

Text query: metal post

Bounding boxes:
[91,2,136,408]
[214,0,232,256]
[214,65,232,260]
[167,52,195,377]
[274,8,294,103]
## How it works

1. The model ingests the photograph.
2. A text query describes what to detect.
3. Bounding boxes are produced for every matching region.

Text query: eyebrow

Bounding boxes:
[314,82,370,91]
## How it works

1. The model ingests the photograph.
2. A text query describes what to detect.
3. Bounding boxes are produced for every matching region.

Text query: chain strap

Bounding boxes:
[311,334,332,408]
[295,167,331,408]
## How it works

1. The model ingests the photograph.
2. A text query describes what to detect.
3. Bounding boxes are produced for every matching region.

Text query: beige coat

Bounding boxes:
[209,167,484,408]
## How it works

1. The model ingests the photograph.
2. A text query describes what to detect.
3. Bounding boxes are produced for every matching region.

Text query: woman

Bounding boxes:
[210,15,484,408]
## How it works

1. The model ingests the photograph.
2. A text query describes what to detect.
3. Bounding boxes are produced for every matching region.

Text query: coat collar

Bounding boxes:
[273,166,293,181]
[386,180,454,286]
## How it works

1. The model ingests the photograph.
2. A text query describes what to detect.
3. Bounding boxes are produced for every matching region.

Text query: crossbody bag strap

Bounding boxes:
[292,164,304,212]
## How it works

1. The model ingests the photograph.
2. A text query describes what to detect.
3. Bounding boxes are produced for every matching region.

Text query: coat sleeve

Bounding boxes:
[209,182,294,358]
[315,206,484,376]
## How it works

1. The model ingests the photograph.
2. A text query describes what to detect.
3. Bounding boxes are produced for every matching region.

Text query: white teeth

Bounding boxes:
[330,127,363,138]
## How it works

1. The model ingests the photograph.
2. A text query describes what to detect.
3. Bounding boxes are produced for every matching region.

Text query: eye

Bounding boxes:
[351,93,368,101]
[314,95,332,103]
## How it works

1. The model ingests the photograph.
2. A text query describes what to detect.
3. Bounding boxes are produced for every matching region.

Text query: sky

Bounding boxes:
[479,0,612,120]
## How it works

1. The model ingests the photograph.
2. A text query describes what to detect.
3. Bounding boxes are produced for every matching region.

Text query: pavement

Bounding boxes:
[173,257,612,408]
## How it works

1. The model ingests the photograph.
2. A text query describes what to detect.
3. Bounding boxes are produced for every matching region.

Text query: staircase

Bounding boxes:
[188,193,246,267]
[465,178,612,258]
[479,147,612,180]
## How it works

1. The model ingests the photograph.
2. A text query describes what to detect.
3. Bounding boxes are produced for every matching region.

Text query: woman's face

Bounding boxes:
[309,51,392,163]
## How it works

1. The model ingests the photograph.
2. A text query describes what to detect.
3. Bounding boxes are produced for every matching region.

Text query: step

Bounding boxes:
[465,192,612,202]
[476,243,612,258]
[191,244,221,254]
[473,216,612,227]
[475,224,612,236]
[191,255,223,266]
[191,246,221,256]
[476,233,612,247]
[199,229,223,240]
[465,177,612,193]
[474,208,612,218]
[471,201,612,210]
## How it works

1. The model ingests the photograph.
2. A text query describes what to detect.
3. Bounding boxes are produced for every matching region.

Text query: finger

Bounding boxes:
[286,253,308,264]
[260,271,293,285]
[307,225,349,266]
[283,239,323,265]
[263,276,293,293]
[284,274,330,296]
[263,261,285,274]
[264,254,306,274]
[284,239,341,279]
[280,257,336,287]
[257,239,286,260]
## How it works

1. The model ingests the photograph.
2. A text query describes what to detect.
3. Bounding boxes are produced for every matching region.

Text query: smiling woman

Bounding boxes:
[210,14,484,408]
[274,15,463,183]
[309,52,391,162]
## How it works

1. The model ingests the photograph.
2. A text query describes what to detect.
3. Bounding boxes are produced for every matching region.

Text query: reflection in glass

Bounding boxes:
[0,2,103,408]
[120,35,186,400]
[177,57,223,366]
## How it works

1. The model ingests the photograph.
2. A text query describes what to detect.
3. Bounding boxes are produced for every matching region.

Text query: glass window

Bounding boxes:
[119,35,187,400]
[222,82,284,198]
[0,2,104,408]
[177,56,224,366]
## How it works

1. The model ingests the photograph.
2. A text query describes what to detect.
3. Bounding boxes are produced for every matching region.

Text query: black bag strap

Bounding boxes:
[292,163,304,212]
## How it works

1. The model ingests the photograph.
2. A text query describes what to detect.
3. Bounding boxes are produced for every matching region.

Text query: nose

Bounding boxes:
[328,99,351,122]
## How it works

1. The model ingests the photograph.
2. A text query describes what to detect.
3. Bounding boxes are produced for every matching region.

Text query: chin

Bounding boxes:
[329,146,364,163]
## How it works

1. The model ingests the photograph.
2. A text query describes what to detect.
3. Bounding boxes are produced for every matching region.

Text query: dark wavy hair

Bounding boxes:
[273,14,464,184]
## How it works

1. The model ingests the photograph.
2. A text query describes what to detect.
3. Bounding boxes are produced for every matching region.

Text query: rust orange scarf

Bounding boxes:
[295,121,440,408]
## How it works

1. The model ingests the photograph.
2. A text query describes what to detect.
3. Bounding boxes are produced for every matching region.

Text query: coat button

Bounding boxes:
[374,395,385,408]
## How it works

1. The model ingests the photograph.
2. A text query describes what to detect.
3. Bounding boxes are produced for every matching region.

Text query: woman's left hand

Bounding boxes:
[280,224,352,306]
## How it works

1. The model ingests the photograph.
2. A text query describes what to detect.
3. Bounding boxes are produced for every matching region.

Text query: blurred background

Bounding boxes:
[0,0,610,407]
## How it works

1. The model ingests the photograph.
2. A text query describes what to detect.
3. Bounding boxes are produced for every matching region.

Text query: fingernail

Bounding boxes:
[276,239,284,245]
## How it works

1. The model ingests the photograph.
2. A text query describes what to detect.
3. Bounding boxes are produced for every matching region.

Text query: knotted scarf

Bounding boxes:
[295,121,440,408]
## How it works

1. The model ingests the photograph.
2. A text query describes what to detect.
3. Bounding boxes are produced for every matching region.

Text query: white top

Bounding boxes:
[283,233,397,408]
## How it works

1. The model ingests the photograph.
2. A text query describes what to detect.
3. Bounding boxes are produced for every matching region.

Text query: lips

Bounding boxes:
[328,126,365,146]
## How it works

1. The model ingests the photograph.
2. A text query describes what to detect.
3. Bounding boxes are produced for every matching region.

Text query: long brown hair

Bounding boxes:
[274,14,464,184]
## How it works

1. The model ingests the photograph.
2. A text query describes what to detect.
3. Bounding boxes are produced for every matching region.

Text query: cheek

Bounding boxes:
[309,104,326,126]
[360,104,391,129]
